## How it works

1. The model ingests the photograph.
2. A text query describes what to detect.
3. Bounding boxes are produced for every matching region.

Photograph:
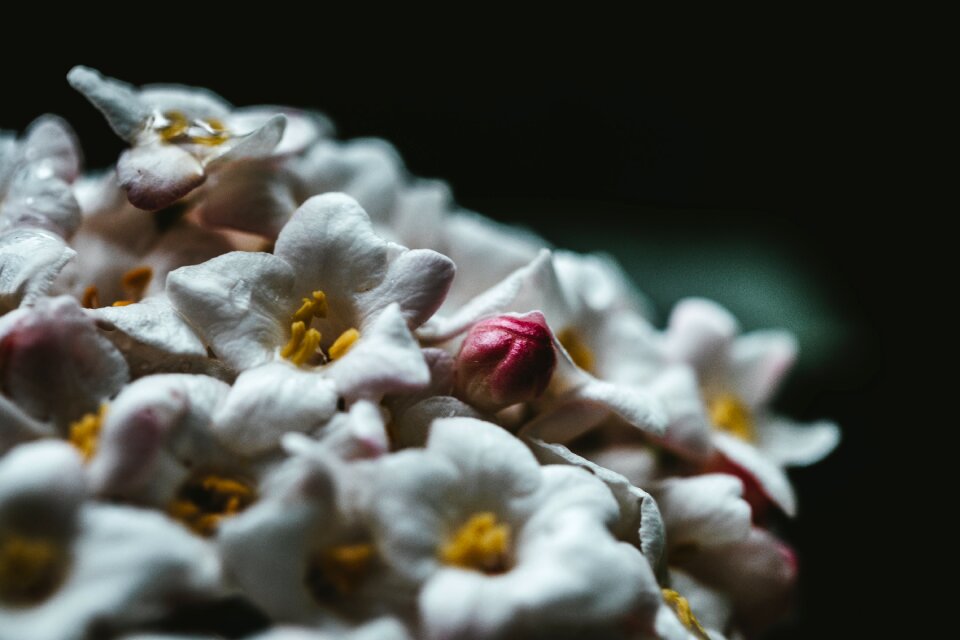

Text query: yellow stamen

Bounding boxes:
[707,393,756,441]
[292,290,328,323]
[81,285,100,309]
[68,404,108,461]
[558,327,595,373]
[111,300,134,307]
[328,328,360,361]
[157,110,189,142]
[440,512,511,573]
[0,534,67,606]
[281,321,322,366]
[121,266,153,301]
[662,589,709,639]
[167,472,255,537]
[306,543,376,598]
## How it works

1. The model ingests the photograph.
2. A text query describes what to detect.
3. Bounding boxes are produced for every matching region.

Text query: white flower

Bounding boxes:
[219,435,415,627]
[0,441,222,640]
[167,193,453,404]
[68,66,324,210]
[371,417,661,639]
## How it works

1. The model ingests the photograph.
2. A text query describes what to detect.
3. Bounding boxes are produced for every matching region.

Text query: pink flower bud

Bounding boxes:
[454,312,557,412]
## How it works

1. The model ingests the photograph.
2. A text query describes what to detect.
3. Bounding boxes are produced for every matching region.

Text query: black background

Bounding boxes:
[3,33,906,637]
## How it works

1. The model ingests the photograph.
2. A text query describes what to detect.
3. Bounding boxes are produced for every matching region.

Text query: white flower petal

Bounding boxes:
[142,221,234,298]
[0,440,85,533]
[324,303,430,401]
[90,295,206,356]
[317,398,390,460]
[391,396,482,449]
[22,115,82,183]
[0,395,57,453]
[1,167,81,238]
[730,330,798,407]
[167,251,297,371]
[664,298,739,376]
[711,433,797,517]
[358,247,455,330]
[213,362,338,456]
[0,228,75,314]
[0,296,128,428]
[117,144,205,211]
[209,114,286,167]
[654,475,752,549]
[758,416,840,467]
[67,66,150,141]
[139,84,233,120]
[198,159,298,238]
[228,107,330,156]
[669,569,734,636]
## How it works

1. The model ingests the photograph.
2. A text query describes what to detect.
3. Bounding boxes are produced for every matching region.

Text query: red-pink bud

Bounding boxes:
[454,312,557,412]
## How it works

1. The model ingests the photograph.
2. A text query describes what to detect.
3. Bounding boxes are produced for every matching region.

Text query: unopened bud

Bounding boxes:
[454,312,557,412]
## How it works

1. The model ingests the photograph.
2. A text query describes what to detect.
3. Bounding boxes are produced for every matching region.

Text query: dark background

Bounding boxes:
[3,38,904,637]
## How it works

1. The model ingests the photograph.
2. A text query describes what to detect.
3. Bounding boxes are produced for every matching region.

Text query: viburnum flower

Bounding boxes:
[0,441,222,640]
[167,193,454,404]
[371,417,660,639]
[219,434,415,628]
[68,66,323,211]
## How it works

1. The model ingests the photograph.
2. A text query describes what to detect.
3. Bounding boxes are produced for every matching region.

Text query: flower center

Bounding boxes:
[167,473,255,537]
[0,533,68,606]
[280,290,360,366]
[706,393,755,441]
[156,110,230,147]
[440,512,511,574]
[68,403,108,461]
[558,327,595,373]
[80,266,154,309]
[661,588,709,639]
[305,542,376,600]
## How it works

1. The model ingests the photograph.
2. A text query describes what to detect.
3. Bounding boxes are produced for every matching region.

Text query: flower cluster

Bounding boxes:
[0,68,839,640]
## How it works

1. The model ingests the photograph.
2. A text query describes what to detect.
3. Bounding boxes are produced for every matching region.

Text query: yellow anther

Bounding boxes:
[707,393,756,441]
[168,472,255,537]
[328,328,360,361]
[121,266,153,301]
[440,512,511,574]
[68,404,108,461]
[558,327,595,373]
[0,534,67,605]
[308,543,376,597]
[81,285,100,309]
[111,300,134,307]
[281,321,322,366]
[205,118,226,132]
[158,110,189,142]
[662,589,709,639]
[292,290,328,323]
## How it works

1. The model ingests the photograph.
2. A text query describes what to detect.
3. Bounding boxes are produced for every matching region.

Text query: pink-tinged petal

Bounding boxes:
[359,247,455,330]
[654,475,752,550]
[757,416,840,467]
[22,115,82,183]
[730,330,798,407]
[198,159,298,238]
[454,312,556,412]
[417,249,553,344]
[0,228,76,314]
[0,296,128,428]
[117,144,205,211]
[208,114,286,167]
[228,107,330,156]
[67,66,150,141]
[324,303,430,402]
[166,251,297,371]
[678,528,797,636]
[664,298,739,376]
[274,193,388,331]
[707,433,797,518]
[212,362,338,456]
